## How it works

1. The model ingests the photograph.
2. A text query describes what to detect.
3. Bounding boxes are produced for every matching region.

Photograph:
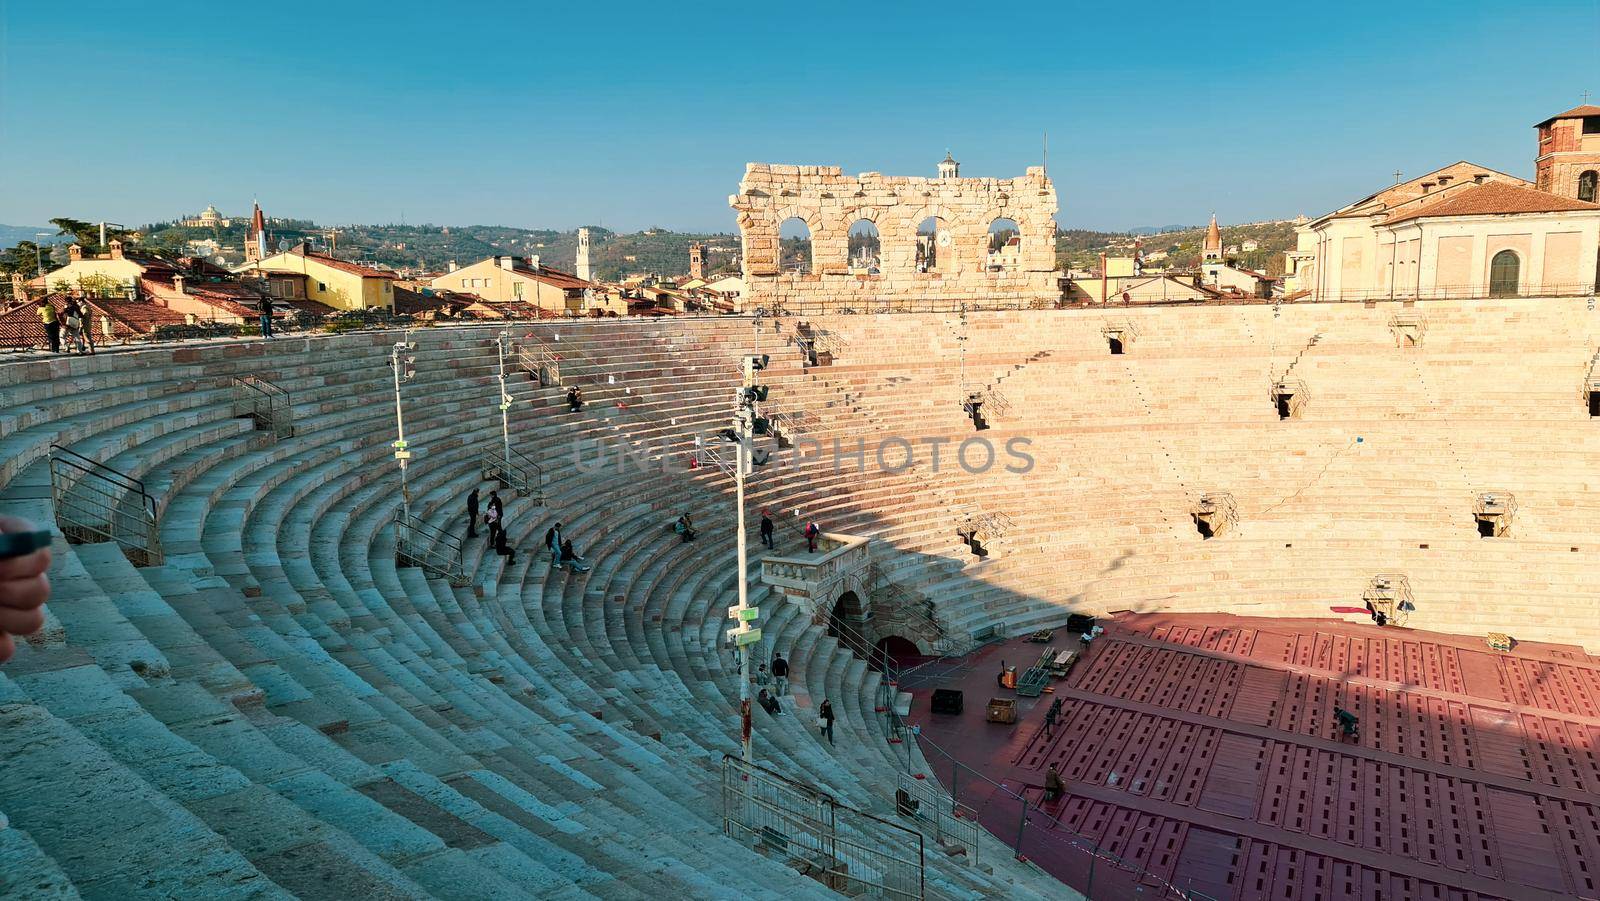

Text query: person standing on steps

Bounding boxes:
[466,488,480,538]
[258,292,275,338]
[37,300,60,354]
[485,489,504,548]
[771,652,789,697]
[804,520,820,553]
[818,699,835,745]
[545,521,562,565]
[760,510,775,549]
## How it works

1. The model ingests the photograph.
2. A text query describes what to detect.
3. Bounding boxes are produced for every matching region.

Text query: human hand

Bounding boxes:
[0,516,52,664]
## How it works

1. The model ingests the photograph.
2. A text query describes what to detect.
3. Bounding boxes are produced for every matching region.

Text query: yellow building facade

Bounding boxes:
[246,247,396,311]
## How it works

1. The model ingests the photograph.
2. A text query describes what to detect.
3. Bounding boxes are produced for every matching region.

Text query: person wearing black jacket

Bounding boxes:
[466,488,480,538]
[258,294,275,338]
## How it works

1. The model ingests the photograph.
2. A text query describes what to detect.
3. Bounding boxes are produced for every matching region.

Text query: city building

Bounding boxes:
[428,254,604,316]
[242,244,398,311]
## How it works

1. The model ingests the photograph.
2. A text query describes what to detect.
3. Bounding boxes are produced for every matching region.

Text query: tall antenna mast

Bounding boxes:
[1043,130,1049,175]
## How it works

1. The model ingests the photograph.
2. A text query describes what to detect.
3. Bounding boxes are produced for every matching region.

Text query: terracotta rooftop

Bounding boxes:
[272,247,398,279]
[508,261,596,292]
[1535,104,1600,127]
[1382,180,1600,225]
[0,294,187,348]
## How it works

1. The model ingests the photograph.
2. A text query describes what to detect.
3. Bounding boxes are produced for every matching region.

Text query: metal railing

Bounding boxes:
[393,510,467,586]
[232,374,294,439]
[896,772,981,865]
[48,444,163,566]
[722,754,926,900]
[516,339,561,385]
[911,733,1219,900]
[866,561,963,657]
[479,446,544,502]
[813,602,902,727]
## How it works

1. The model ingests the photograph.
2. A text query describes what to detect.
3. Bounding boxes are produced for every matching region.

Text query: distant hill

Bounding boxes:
[1057,219,1299,276]
[1128,224,1196,236]
[134,220,741,281]
[0,225,68,247]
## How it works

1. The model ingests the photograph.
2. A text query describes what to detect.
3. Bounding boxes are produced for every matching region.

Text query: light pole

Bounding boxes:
[33,232,51,285]
[392,333,417,524]
[726,351,770,764]
[495,329,513,482]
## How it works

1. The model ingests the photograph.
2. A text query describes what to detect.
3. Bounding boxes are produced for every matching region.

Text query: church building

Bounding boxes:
[1285,106,1600,300]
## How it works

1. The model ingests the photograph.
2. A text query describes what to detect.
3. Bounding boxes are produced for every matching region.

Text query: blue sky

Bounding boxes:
[1,0,1596,233]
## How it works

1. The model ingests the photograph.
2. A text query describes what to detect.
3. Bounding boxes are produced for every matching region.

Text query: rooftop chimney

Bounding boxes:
[498,256,514,271]
[1420,182,1435,194]
[447,261,458,273]
[528,255,540,271]
[108,239,124,260]
[69,244,83,261]
[172,275,185,294]
[10,272,27,301]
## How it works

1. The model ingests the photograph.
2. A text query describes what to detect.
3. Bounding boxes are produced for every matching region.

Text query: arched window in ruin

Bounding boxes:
[779,217,813,275]
[915,216,948,272]
[847,219,881,274]
[986,218,1021,272]
[1579,170,1598,203]
[1489,249,1520,297]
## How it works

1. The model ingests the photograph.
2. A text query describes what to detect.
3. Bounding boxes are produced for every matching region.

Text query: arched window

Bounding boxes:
[915,216,947,272]
[986,218,1021,272]
[1489,249,1520,297]
[779,218,812,275]
[847,219,880,274]
[1579,170,1598,203]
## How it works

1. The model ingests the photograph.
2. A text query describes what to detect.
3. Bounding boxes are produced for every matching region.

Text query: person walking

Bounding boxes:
[37,300,60,353]
[466,488,480,539]
[804,521,820,553]
[760,510,775,549]
[771,652,789,697]
[817,699,835,746]
[1044,764,1064,802]
[258,293,275,338]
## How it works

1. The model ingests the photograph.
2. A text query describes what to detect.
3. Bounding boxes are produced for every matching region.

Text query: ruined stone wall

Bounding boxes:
[730,163,1059,310]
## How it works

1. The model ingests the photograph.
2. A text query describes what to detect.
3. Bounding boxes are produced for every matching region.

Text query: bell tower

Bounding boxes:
[689,242,705,280]
[1534,103,1600,201]
[576,227,593,282]
[938,150,959,179]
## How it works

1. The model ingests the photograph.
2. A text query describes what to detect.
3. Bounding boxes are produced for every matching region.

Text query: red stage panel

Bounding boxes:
[906,613,1600,900]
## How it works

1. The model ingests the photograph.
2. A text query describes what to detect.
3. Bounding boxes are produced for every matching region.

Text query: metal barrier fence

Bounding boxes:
[232,375,294,439]
[721,754,925,900]
[47,444,163,566]
[393,511,467,586]
[896,772,981,865]
[911,733,1220,900]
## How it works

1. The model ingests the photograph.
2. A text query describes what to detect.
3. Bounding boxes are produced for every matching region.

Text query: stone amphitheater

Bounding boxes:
[3,295,1600,900]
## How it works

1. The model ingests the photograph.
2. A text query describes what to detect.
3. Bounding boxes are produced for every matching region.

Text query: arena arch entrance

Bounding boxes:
[875,635,923,667]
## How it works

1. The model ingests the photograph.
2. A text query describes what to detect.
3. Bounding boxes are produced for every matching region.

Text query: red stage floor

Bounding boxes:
[903,613,1600,901]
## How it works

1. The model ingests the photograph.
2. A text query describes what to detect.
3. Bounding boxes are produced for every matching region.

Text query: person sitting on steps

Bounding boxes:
[559,538,591,572]
[673,513,697,542]
[566,386,583,413]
